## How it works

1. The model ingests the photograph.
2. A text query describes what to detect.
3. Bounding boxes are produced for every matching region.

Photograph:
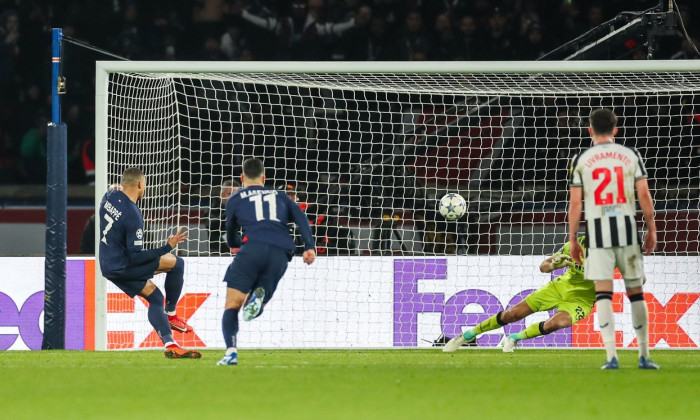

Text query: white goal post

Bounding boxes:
[94,61,700,351]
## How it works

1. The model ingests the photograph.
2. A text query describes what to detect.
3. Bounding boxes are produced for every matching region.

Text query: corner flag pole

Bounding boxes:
[43,28,67,349]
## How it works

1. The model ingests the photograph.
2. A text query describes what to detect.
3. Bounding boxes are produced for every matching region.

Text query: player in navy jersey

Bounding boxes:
[217,158,316,366]
[98,167,201,359]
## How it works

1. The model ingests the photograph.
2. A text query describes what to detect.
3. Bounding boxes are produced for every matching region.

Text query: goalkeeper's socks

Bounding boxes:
[470,311,507,338]
[164,257,185,313]
[222,308,239,349]
[463,329,478,341]
[512,321,546,341]
[596,292,618,362]
[629,293,650,359]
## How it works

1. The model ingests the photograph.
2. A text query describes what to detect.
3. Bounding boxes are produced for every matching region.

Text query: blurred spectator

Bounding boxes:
[0,0,698,190]
[517,23,548,60]
[220,23,247,60]
[454,15,479,60]
[19,114,48,184]
[0,9,20,87]
[480,7,514,60]
[397,10,430,61]
[207,179,241,255]
[430,13,456,60]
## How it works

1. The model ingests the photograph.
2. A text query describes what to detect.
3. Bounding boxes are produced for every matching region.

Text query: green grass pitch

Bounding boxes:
[1,349,698,420]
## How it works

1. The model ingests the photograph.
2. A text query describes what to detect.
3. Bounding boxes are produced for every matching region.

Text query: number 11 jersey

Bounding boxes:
[225,186,315,257]
[570,142,648,249]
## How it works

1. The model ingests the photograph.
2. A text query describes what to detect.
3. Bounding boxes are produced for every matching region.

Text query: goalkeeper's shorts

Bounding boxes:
[524,280,595,324]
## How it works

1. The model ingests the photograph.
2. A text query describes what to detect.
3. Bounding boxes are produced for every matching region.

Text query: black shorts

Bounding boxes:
[223,242,290,303]
[108,258,160,298]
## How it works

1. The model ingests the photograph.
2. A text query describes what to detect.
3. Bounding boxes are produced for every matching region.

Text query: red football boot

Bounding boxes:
[168,314,193,333]
[164,344,202,359]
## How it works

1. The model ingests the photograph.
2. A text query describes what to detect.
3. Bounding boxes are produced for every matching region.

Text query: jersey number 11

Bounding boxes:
[249,195,280,221]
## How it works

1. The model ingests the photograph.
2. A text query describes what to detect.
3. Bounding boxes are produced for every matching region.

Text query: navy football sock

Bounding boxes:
[146,288,173,345]
[222,308,239,349]
[164,257,184,313]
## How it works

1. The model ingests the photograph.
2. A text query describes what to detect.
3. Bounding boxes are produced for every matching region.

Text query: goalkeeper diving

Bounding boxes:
[444,236,595,352]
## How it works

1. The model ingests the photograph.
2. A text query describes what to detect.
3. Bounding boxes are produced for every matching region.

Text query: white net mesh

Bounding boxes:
[100,68,700,350]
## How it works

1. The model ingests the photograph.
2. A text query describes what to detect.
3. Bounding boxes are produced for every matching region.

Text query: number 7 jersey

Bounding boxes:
[570,142,648,249]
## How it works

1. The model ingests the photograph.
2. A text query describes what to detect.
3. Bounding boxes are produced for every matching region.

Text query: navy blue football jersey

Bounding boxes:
[98,190,172,277]
[225,186,315,255]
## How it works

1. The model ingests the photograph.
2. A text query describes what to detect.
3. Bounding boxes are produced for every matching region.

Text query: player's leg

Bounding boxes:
[136,280,201,359]
[218,246,260,365]
[218,287,247,365]
[500,285,561,352]
[618,246,659,370]
[243,245,289,321]
[585,247,619,369]
[155,254,191,333]
[443,297,536,352]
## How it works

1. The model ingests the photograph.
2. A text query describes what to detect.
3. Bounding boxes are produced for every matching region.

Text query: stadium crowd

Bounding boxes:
[0,0,698,186]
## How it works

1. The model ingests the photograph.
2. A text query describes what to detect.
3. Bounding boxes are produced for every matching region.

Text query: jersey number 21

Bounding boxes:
[249,195,280,221]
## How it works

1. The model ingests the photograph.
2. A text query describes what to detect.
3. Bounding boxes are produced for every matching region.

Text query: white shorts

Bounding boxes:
[584,245,645,288]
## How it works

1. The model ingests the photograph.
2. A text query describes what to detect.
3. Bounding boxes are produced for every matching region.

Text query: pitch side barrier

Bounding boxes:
[2,256,697,350]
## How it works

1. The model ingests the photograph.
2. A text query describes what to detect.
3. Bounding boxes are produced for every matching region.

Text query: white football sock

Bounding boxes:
[597,297,618,362]
[226,347,238,356]
[631,299,650,359]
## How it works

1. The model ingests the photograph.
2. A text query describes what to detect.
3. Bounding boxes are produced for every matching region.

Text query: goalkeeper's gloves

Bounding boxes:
[550,253,575,270]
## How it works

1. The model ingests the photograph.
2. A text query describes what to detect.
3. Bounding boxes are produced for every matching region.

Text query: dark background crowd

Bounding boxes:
[0,0,698,186]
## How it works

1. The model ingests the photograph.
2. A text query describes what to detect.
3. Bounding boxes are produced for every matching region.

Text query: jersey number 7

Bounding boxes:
[249,195,280,221]
[101,214,114,244]
[592,166,627,205]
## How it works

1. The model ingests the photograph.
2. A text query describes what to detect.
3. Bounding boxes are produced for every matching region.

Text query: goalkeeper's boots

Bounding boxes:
[168,314,194,333]
[442,331,477,352]
[217,351,238,366]
[601,357,619,370]
[502,334,518,353]
[639,357,660,370]
[164,344,202,359]
[243,287,265,321]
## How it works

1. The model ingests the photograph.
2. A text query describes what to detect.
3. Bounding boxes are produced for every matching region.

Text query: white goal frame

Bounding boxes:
[94,60,700,351]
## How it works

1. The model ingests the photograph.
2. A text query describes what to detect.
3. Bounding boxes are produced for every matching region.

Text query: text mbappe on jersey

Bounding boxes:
[103,201,122,220]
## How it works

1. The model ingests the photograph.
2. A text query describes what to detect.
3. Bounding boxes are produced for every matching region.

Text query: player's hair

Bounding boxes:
[589,108,617,135]
[122,167,145,186]
[222,179,241,188]
[242,158,265,179]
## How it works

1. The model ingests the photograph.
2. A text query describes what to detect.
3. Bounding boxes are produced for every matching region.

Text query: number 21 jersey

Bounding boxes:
[570,142,648,249]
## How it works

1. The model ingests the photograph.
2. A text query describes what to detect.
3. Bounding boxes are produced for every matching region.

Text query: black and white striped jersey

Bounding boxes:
[570,142,648,249]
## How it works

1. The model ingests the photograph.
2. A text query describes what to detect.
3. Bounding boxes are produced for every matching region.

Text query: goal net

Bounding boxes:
[95,61,700,351]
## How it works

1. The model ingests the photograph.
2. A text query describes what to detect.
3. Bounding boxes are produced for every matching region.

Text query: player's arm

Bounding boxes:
[568,186,584,264]
[287,197,316,264]
[540,253,575,273]
[224,201,242,248]
[635,177,657,255]
[288,199,315,251]
[125,220,175,265]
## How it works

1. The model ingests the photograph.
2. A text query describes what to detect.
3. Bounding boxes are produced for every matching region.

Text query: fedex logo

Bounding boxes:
[392,259,699,348]
[106,293,210,349]
[0,292,44,350]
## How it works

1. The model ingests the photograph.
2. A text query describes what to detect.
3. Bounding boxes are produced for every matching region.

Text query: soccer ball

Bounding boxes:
[438,193,466,221]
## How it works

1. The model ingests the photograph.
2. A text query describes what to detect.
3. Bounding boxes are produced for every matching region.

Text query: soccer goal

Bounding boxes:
[94,61,700,351]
